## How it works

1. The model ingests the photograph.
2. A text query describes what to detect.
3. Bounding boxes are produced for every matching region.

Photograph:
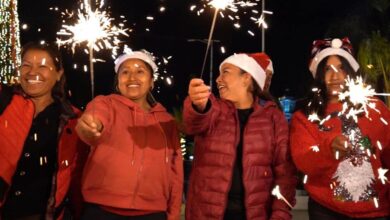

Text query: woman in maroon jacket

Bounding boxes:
[290,38,390,219]
[184,52,297,220]
[0,42,88,219]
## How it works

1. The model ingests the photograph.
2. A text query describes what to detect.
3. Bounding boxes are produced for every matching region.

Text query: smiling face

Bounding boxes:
[117,59,154,104]
[216,62,252,104]
[19,49,63,100]
[324,55,347,99]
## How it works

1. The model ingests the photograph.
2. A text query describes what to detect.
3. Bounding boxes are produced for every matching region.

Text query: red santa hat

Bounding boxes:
[114,50,158,74]
[309,38,359,77]
[219,52,271,90]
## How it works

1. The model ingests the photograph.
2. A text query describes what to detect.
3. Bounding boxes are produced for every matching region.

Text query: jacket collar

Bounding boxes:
[109,94,167,113]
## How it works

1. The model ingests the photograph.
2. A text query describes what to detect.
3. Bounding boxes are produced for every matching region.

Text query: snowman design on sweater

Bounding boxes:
[332,116,377,202]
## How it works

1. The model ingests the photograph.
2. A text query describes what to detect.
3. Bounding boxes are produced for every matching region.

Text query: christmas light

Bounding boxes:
[0,0,21,84]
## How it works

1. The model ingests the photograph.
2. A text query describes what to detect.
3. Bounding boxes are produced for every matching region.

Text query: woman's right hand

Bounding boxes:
[331,135,351,159]
[188,78,211,112]
[76,113,103,140]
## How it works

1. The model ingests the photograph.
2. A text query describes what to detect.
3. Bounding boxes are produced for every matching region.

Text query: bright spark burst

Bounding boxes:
[271,185,293,209]
[209,0,235,10]
[338,76,390,123]
[303,175,308,184]
[191,0,262,33]
[310,145,320,152]
[306,76,390,124]
[56,0,128,58]
[378,168,388,184]
[308,112,320,122]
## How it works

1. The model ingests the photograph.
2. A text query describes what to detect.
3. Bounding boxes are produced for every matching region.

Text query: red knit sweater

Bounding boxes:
[290,100,390,218]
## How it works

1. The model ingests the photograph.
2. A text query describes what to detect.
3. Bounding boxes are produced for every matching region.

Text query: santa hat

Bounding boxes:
[114,50,158,74]
[309,38,359,77]
[219,53,269,90]
[253,52,274,74]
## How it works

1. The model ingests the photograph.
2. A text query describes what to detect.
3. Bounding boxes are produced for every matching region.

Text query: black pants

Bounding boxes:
[81,204,167,220]
[308,198,390,220]
[223,210,246,220]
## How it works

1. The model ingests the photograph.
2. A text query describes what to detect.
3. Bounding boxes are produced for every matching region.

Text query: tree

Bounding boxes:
[358,32,390,106]
[0,0,21,84]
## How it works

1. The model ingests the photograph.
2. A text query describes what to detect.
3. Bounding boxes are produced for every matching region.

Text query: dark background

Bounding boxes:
[18,0,390,111]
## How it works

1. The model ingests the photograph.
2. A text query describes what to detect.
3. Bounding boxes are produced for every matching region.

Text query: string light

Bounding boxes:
[0,0,21,84]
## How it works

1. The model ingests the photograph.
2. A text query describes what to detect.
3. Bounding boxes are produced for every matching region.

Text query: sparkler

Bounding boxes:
[191,0,261,78]
[339,76,390,123]
[378,168,389,184]
[56,0,128,98]
[199,0,235,78]
[271,185,293,209]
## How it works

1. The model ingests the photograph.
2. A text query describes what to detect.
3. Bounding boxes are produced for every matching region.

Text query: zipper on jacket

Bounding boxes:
[131,111,146,207]
[45,114,69,220]
[221,110,241,219]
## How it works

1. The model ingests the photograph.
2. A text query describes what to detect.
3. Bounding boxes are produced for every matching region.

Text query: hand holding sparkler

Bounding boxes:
[76,113,103,141]
[331,135,351,160]
[188,78,211,112]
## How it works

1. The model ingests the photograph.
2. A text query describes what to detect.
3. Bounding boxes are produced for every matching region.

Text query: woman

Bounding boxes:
[290,38,390,219]
[0,42,88,219]
[76,50,183,220]
[184,52,297,220]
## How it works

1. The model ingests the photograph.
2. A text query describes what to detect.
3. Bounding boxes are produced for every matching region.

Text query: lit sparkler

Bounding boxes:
[339,76,390,123]
[378,168,388,184]
[191,0,260,78]
[56,0,129,98]
[271,185,293,209]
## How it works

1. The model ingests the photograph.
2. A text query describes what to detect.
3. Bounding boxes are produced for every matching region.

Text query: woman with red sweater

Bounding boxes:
[184,52,296,220]
[290,38,390,220]
[76,50,183,220]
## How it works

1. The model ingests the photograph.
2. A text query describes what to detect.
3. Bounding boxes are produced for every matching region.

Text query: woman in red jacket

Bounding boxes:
[0,42,88,219]
[184,52,297,220]
[76,50,183,220]
[290,38,390,220]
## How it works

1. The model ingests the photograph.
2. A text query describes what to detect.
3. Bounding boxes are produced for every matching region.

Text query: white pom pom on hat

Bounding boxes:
[114,50,158,74]
[309,38,360,77]
[219,52,272,90]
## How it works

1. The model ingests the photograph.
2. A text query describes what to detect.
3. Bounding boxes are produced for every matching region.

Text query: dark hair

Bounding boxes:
[113,59,156,105]
[20,42,67,103]
[298,55,358,118]
[239,70,281,109]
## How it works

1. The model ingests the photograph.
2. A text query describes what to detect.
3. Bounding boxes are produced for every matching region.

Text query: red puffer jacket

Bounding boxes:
[0,85,89,219]
[183,95,297,220]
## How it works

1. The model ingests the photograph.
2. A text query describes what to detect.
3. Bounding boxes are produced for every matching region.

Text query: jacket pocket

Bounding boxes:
[137,161,170,201]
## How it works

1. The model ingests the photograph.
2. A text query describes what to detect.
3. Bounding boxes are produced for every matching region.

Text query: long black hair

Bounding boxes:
[239,70,281,109]
[19,42,67,103]
[297,55,359,118]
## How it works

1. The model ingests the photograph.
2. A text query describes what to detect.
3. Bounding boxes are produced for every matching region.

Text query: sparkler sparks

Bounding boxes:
[378,168,388,184]
[56,0,129,98]
[338,76,390,123]
[56,0,128,57]
[271,185,293,209]
[310,145,320,152]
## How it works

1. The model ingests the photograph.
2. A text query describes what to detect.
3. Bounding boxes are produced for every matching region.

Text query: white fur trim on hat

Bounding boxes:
[220,53,266,90]
[267,60,274,74]
[309,48,359,77]
[114,51,158,73]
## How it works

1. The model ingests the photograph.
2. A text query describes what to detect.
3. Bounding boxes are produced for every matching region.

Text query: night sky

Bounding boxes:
[18,0,388,111]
